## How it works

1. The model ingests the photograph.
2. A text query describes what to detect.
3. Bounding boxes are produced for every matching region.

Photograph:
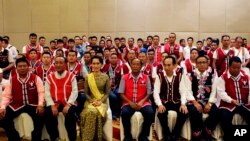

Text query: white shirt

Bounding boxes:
[22,45,43,54]
[153,70,187,106]
[180,59,196,75]
[182,69,217,103]
[45,71,78,106]
[183,46,197,59]
[6,44,18,60]
[232,47,250,64]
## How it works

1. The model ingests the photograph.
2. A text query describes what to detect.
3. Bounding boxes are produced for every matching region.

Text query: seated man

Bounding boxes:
[217,56,250,141]
[119,58,154,141]
[45,56,78,141]
[154,56,188,141]
[183,54,219,141]
[0,57,44,141]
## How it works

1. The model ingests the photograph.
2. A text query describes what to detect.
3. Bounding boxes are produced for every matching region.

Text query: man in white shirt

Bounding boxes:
[217,56,250,141]
[45,56,78,141]
[232,36,250,74]
[183,55,219,141]
[183,37,197,59]
[3,36,18,61]
[154,56,188,141]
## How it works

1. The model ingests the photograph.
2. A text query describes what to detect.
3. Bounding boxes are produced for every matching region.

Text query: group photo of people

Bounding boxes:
[0,32,249,141]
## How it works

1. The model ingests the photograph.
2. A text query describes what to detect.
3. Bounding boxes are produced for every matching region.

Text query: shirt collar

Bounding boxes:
[129,72,143,79]
[227,70,243,79]
[163,69,176,77]
[194,68,208,78]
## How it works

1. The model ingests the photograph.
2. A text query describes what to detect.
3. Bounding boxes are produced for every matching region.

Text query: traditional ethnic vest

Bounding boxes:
[156,63,164,74]
[216,48,234,76]
[220,70,250,111]
[36,65,55,83]
[122,74,150,107]
[66,62,82,81]
[46,71,75,106]
[158,68,183,103]
[207,50,214,67]
[25,44,42,60]
[185,59,194,73]
[10,73,39,111]
[0,49,11,77]
[190,69,214,105]
[148,45,163,64]
[165,43,180,59]
[29,60,41,69]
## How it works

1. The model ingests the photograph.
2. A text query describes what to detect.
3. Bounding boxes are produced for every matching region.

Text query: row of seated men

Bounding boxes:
[0,33,250,141]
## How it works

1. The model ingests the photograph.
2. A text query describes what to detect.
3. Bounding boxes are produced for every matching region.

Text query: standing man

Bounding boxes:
[213,35,234,76]
[22,33,43,61]
[119,58,154,141]
[0,57,45,141]
[45,56,78,141]
[0,36,14,79]
[164,33,183,64]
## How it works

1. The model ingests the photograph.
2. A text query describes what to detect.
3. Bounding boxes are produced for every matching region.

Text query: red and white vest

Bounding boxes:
[220,70,250,111]
[148,45,163,64]
[122,73,151,107]
[165,43,180,59]
[216,48,234,76]
[36,65,55,82]
[25,44,42,61]
[46,71,75,106]
[10,73,39,111]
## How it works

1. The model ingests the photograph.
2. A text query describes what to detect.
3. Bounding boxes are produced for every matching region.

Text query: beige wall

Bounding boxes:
[1,0,250,51]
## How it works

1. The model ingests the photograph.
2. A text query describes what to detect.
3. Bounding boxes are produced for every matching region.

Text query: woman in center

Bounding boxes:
[80,55,110,141]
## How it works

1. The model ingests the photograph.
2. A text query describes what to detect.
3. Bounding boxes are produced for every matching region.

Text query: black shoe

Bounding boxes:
[123,136,133,141]
[171,134,178,141]
[138,135,149,141]
[163,135,171,141]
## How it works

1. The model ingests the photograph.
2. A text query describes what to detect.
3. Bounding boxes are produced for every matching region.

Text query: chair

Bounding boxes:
[120,111,153,141]
[14,100,113,141]
[154,110,247,141]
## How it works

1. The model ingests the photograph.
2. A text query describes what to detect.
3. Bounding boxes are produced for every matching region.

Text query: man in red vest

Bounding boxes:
[45,56,78,141]
[181,48,198,74]
[217,56,250,141]
[164,33,184,64]
[35,52,55,84]
[0,57,45,141]
[213,35,234,76]
[154,56,188,141]
[22,33,43,61]
[119,58,154,141]
[102,53,122,121]
[148,35,164,64]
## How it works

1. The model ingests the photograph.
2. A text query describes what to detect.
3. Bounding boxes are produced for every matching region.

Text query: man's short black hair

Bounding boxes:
[229,56,242,66]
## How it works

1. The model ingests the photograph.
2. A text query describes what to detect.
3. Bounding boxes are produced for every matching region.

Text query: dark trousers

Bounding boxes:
[220,106,250,141]
[121,105,154,140]
[157,102,188,137]
[109,87,121,119]
[2,105,44,141]
[45,105,77,141]
[187,103,219,134]
[76,92,86,119]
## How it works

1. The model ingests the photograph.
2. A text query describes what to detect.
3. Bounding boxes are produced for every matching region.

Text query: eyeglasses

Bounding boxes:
[196,61,208,64]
